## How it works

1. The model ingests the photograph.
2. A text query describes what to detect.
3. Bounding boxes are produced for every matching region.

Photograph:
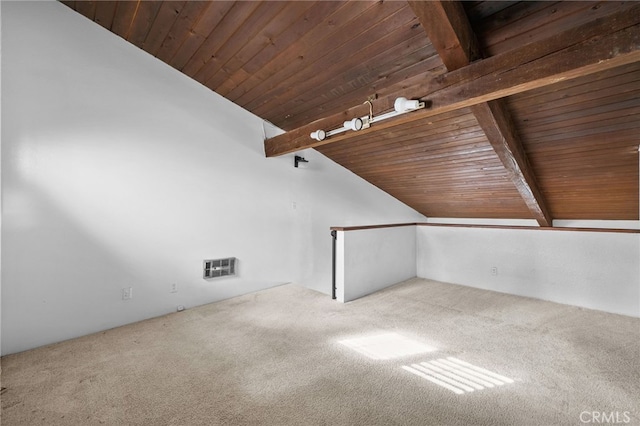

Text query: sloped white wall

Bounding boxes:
[417,225,640,317]
[1,1,425,355]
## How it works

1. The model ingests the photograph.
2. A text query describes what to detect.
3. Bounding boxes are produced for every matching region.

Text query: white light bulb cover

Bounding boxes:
[343,117,363,131]
[394,97,421,113]
[310,129,326,141]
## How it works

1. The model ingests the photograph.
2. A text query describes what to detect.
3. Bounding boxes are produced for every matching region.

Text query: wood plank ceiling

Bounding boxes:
[61,0,640,224]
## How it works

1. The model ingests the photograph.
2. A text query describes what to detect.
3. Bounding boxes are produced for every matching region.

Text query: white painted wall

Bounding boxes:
[286,148,425,295]
[0,0,4,357]
[0,1,425,355]
[417,225,640,317]
[336,226,417,303]
[335,231,345,302]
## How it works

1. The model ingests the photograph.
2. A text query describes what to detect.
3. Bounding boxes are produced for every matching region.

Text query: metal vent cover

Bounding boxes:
[203,257,236,279]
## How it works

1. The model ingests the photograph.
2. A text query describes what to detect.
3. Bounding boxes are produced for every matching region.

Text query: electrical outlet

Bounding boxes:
[491,267,498,276]
[122,287,133,300]
[170,283,178,293]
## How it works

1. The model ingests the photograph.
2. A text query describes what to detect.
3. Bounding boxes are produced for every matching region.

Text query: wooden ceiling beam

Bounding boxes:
[264,6,640,162]
[408,1,481,68]
[408,0,552,226]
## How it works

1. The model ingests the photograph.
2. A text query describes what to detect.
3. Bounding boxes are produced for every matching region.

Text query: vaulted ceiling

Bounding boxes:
[62,1,640,225]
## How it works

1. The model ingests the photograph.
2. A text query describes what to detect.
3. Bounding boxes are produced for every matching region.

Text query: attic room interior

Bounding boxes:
[1,0,639,424]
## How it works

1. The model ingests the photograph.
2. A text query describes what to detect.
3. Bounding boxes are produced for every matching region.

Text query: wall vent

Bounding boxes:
[203,257,236,279]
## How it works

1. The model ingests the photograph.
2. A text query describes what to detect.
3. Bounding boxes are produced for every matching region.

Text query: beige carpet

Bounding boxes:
[1,278,639,425]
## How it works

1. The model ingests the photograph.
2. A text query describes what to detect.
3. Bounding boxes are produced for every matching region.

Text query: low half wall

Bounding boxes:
[333,224,416,303]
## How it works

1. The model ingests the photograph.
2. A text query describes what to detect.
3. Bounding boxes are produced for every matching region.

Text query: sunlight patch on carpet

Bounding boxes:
[403,357,514,394]
[338,332,436,360]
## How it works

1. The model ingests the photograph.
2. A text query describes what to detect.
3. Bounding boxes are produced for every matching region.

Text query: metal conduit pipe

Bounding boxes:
[331,230,337,300]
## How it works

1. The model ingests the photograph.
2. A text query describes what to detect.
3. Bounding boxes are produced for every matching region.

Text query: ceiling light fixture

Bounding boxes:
[310,130,326,141]
[309,97,425,141]
[394,96,422,113]
[343,117,363,131]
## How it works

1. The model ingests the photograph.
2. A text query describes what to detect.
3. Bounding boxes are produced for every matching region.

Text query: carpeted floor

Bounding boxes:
[1,278,639,425]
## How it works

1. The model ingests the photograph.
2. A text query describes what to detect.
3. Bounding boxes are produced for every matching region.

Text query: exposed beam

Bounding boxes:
[407,1,481,67]
[408,0,552,226]
[265,6,640,159]
[471,102,552,225]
